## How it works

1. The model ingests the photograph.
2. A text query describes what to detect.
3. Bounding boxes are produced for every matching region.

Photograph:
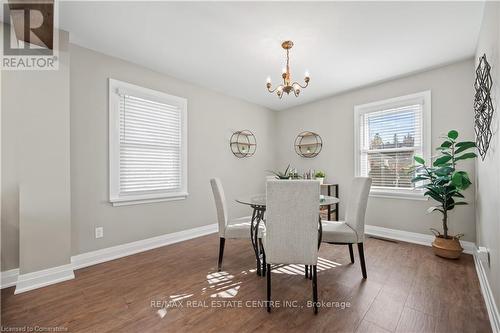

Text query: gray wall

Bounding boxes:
[1,30,72,273]
[475,1,500,317]
[69,45,276,255]
[0,39,478,271]
[274,60,476,242]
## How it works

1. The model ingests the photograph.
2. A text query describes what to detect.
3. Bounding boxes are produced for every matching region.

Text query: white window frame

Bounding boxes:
[354,91,431,200]
[108,78,188,206]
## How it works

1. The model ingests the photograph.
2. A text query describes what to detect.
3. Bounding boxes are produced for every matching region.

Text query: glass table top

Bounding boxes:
[236,194,339,207]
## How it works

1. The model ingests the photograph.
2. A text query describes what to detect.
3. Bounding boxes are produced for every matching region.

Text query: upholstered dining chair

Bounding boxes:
[210,178,264,272]
[262,180,320,314]
[321,177,372,279]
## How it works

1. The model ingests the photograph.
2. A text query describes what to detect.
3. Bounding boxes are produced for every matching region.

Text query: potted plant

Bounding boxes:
[314,170,326,184]
[412,130,476,259]
[268,164,292,180]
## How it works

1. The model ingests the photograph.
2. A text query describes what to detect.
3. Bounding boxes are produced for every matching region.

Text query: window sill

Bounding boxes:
[369,190,428,201]
[110,192,189,207]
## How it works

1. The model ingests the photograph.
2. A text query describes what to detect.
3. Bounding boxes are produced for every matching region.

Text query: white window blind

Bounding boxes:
[354,91,431,199]
[109,79,187,206]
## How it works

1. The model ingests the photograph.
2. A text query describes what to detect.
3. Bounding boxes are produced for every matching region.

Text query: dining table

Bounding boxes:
[236,194,340,276]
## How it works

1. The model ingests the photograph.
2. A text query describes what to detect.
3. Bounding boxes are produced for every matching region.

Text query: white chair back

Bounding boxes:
[345,177,372,241]
[265,180,320,265]
[210,178,228,237]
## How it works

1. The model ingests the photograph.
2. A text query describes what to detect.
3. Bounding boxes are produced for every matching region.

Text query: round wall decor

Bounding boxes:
[230,130,256,158]
[294,131,322,158]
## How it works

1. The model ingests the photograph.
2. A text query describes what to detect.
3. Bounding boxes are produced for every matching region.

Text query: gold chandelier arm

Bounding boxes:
[267,85,278,93]
[266,83,280,93]
[292,80,309,89]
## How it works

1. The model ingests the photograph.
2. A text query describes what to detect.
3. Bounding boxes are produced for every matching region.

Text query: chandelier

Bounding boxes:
[266,40,310,99]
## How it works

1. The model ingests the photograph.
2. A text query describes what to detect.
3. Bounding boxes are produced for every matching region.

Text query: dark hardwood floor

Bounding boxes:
[1,234,491,332]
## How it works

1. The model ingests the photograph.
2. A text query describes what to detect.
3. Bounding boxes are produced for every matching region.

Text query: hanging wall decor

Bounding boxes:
[294,131,322,158]
[474,54,495,160]
[230,130,256,158]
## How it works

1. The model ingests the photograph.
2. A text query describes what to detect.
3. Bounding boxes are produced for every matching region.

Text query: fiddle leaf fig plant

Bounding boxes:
[411,130,477,239]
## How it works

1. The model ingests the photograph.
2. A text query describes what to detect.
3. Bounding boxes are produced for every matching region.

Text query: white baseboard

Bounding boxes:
[1,268,19,289]
[365,224,475,254]
[71,223,218,270]
[1,223,218,292]
[473,248,500,333]
[14,264,75,294]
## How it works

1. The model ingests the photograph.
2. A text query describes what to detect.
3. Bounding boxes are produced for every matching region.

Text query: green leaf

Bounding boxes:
[441,141,452,148]
[284,164,290,175]
[457,152,478,160]
[455,142,476,154]
[455,152,477,161]
[448,130,459,140]
[427,206,444,214]
[411,176,428,183]
[452,171,471,190]
[456,141,476,148]
[414,156,425,165]
[449,202,468,209]
[445,197,455,210]
[425,190,443,203]
[426,184,443,193]
[434,166,453,176]
[433,155,452,167]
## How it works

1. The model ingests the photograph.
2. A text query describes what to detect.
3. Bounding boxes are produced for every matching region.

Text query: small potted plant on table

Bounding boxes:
[412,130,476,259]
[268,164,293,180]
[314,170,326,185]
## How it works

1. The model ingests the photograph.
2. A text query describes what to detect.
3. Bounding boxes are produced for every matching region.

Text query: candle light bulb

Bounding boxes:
[282,67,287,74]
[266,77,271,84]
[305,71,310,78]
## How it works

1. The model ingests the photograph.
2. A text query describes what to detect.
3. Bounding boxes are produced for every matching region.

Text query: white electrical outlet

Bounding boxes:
[95,227,104,239]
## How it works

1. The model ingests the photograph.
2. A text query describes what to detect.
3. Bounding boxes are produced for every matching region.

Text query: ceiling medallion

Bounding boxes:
[266,40,310,99]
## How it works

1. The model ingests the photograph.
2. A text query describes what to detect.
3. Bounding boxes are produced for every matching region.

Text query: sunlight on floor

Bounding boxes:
[157,308,168,319]
[156,293,194,318]
[157,257,342,318]
[273,257,341,275]
[206,271,242,298]
[206,271,235,284]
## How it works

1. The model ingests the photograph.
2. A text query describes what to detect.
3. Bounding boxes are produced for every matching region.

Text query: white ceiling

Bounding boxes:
[59,1,484,111]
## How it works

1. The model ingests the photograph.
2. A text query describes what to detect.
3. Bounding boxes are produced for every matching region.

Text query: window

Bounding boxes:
[109,79,187,206]
[354,91,431,199]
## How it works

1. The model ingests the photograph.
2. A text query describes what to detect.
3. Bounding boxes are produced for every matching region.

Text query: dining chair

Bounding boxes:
[210,178,264,272]
[262,180,320,314]
[321,177,372,279]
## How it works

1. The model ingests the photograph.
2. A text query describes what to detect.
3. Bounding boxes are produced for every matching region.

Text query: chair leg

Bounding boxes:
[309,265,313,280]
[304,265,309,279]
[267,264,272,312]
[217,237,225,272]
[348,243,355,264]
[259,238,266,277]
[358,242,367,279]
[312,265,318,314]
